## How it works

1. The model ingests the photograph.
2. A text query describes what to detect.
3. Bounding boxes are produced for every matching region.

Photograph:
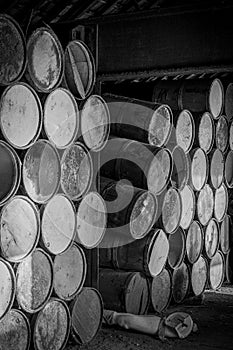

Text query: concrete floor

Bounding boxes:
[66,285,233,350]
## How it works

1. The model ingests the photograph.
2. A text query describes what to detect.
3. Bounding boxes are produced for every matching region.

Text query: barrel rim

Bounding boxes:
[209,148,224,189]
[151,268,172,312]
[209,78,224,119]
[146,228,169,277]
[171,145,190,190]
[224,150,233,188]
[168,226,186,269]
[208,250,225,290]
[229,120,233,150]
[180,184,195,229]
[214,183,228,222]
[148,103,173,147]
[204,218,220,259]
[191,254,208,296]
[215,114,229,153]
[198,111,215,154]
[162,186,182,234]
[186,220,204,264]
[175,109,195,153]
[0,14,27,86]
[190,147,209,191]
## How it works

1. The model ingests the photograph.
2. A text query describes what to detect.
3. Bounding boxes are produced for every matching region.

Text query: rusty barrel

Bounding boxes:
[23,139,60,204]
[208,250,225,290]
[60,142,93,200]
[81,95,110,151]
[171,146,189,190]
[204,218,220,259]
[70,287,103,345]
[180,185,195,230]
[16,248,53,313]
[99,177,157,239]
[197,112,215,154]
[150,268,172,313]
[191,255,208,296]
[0,14,27,85]
[186,221,204,264]
[41,194,76,255]
[152,79,183,110]
[33,298,70,350]
[160,187,182,234]
[0,196,40,262]
[0,141,21,206]
[44,87,79,149]
[64,40,96,100]
[209,148,224,189]
[168,227,186,269]
[175,110,195,153]
[27,27,64,92]
[214,183,228,222]
[197,184,214,226]
[53,243,86,301]
[189,147,208,191]
[0,83,42,149]
[104,93,172,147]
[0,309,31,350]
[99,269,149,315]
[215,115,229,153]
[76,191,107,248]
[172,262,190,303]
[224,150,233,188]
[225,82,233,122]
[0,258,16,320]
[100,138,173,195]
[220,215,232,255]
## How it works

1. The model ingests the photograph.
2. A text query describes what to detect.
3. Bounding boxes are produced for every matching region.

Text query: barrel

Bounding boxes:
[224,150,233,188]
[33,298,70,350]
[215,115,229,153]
[100,228,169,278]
[0,141,21,206]
[225,249,233,283]
[168,227,186,269]
[172,262,190,303]
[64,40,96,99]
[23,139,60,204]
[189,148,208,191]
[41,194,76,255]
[76,191,107,248]
[152,79,182,110]
[99,269,149,315]
[175,110,195,153]
[16,248,53,313]
[208,250,225,290]
[53,243,86,301]
[100,138,173,195]
[209,148,224,189]
[197,184,214,226]
[100,177,157,239]
[150,268,172,313]
[160,187,182,234]
[104,93,172,147]
[0,309,31,350]
[60,142,93,200]
[0,258,16,320]
[70,287,103,345]
[180,185,195,230]
[0,14,27,85]
[179,79,224,119]
[191,255,208,296]
[224,82,233,122]
[0,196,40,262]
[204,218,220,259]
[198,112,215,154]
[44,87,79,149]
[171,145,189,190]
[186,221,204,264]
[229,121,233,150]
[214,183,228,222]
[220,215,232,255]
[27,27,64,92]
[0,83,42,149]
[81,95,110,151]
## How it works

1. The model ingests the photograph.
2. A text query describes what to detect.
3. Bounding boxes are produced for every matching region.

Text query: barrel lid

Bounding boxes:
[148,104,172,147]
[209,148,224,189]
[171,145,189,190]
[41,194,76,255]
[0,14,27,85]
[198,112,214,153]
[172,262,190,303]
[162,187,182,234]
[186,220,203,264]
[0,195,40,262]
[54,243,86,301]
[180,185,195,229]
[0,82,42,149]
[34,298,70,350]
[81,95,110,151]
[215,115,228,153]
[27,27,64,92]
[214,183,228,222]
[0,258,16,320]
[209,250,225,290]
[44,87,79,149]
[220,214,231,254]
[125,272,150,315]
[225,83,233,122]
[191,255,207,296]
[168,227,186,269]
[197,184,214,226]
[205,218,220,259]
[147,229,169,277]
[151,268,172,313]
[61,142,93,200]
[76,191,106,248]
[224,150,233,188]
[229,121,233,150]
[176,110,195,153]
[209,78,224,119]
[190,148,208,191]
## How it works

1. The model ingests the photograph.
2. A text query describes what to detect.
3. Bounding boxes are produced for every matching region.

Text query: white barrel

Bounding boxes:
[215,115,228,153]
[180,185,195,230]
[175,109,195,153]
[214,183,228,222]
[161,187,182,234]
[209,148,224,189]
[186,220,204,264]
[229,121,233,150]
[189,148,208,191]
[205,218,220,259]
[224,150,233,188]
[198,112,214,153]
[208,250,225,290]
[197,184,214,226]
[191,255,208,296]
[0,258,16,320]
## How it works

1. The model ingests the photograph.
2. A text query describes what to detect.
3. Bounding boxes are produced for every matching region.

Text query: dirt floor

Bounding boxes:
[66,285,233,350]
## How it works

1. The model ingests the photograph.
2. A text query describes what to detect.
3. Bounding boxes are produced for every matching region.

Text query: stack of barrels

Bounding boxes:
[0,14,107,350]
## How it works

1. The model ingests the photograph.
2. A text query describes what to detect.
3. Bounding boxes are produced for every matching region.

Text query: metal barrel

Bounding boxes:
[209,148,224,189]
[180,185,195,230]
[171,145,190,190]
[0,258,16,320]
[191,255,208,296]
[175,109,195,153]
[197,112,215,154]
[189,147,208,191]
[204,218,220,259]
[196,184,214,227]
[215,115,229,153]
[214,183,228,222]
[172,262,190,304]
[224,82,233,122]
[208,250,225,290]
[150,268,172,313]
[220,214,232,255]
[224,150,233,188]
[168,226,186,269]
[186,220,204,264]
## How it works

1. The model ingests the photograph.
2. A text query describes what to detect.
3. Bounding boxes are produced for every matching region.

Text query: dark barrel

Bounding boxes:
[175,110,195,153]
[198,112,214,154]
[150,268,172,313]
[225,82,233,122]
[215,115,229,153]
[104,93,172,147]
[186,221,204,264]
[214,183,228,222]
[208,250,225,290]
[220,214,232,255]
[189,148,208,191]
[152,79,182,110]
[180,185,195,230]
[0,258,16,320]
[209,148,224,189]
[0,14,27,85]
[224,150,233,188]
[172,262,190,304]
[168,227,186,269]
[191,255,208,296]
[0,83,42,149]
[99,269,149,315]
[171,145,189,190]
[33,298,70,350]
[197,184,214,226]
[204,218,220,259]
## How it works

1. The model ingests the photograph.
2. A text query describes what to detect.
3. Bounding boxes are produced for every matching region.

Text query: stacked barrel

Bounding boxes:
[0,15,105,350]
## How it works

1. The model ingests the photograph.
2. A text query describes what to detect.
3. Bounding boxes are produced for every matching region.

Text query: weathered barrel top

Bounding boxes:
[162,187,182,234]
[172,262,190,303]
[175,109,194,152]
[210,148,224,189]
[180,184,195,229]
[191,255,207,296]
[208,79,224,119]
[171,145,189,190]
[209,251,224,290]
[197,184,214,226]
[147,229,169,277]
[214,183,228,222]
[215,115,228,153]
[205,219,219,259]
[198,112,214,153]
[220,214,231,254]
[186,220,203,264]
[148,104,172,146]
[151,268,171,313]
[0,258,15,320]
[190,148,208,191]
